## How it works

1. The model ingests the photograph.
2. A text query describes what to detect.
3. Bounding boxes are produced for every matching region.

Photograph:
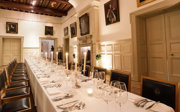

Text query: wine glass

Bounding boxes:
[115,82,128,112]
[102,90,113,112]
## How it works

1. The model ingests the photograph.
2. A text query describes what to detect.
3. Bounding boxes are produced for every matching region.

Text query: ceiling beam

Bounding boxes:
[49,0,71,6]
[0,0,67,17]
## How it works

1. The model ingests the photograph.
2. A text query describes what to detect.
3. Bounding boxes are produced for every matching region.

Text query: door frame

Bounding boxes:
[130,0,180,81]
[63,37,69,62]
[0,36,24,66]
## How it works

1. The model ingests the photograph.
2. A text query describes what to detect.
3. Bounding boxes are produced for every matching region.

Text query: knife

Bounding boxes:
[145,101,159,110]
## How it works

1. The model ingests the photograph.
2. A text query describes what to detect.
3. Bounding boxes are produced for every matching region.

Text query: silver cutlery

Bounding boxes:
[57,100,79,107]
[52,94,73,101]
[57,101,85,111]
[146,101,160,110]
[135,99,147,107]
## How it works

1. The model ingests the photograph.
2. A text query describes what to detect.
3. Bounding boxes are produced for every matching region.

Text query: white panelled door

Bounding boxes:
[165,9,180,82]
[3,38,21,65]
[146,9,180,82]
[146,14,168,80]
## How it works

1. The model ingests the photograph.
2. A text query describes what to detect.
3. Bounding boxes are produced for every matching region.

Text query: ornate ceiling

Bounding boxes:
[0,0,73,17]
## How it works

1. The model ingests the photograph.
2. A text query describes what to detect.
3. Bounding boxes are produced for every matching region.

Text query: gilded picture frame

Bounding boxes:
[70,22,77,38]
[79,13,90,36]
[137,0,156,7]
[6,22,18,34]
[45,26,53,35]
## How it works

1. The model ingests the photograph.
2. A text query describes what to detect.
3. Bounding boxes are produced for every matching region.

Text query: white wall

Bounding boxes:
[0,9,62,48]
[62,0,166,42]
[99,0,165,42]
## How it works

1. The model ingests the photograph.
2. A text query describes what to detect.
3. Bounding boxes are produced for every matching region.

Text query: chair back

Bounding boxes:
[0,70,6,91]
[141,76,178,111]
[110,70,131,91]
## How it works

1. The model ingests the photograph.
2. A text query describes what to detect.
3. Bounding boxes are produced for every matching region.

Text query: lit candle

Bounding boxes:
[51,51,53,63]
[75,52,77,72]
[45,52,47,62]
[83,52,87,74]
[66,53,69,71]
[87,88,93,96]
[56,52,58,64]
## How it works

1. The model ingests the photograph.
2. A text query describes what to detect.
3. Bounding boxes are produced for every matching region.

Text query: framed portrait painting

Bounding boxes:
[79,13,90,36]
[137,0,155,7]
[70,22,77,38]
[64,27,68,36]
[6,22,18,34]
[45,26,53,35]
[104,0,120,25]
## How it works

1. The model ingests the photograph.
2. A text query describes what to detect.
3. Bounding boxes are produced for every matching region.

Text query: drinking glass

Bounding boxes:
[102,90,113,112]
[115,82,128,112]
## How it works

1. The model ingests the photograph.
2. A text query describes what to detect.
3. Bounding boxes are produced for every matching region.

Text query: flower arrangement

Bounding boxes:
[96,54,102,61]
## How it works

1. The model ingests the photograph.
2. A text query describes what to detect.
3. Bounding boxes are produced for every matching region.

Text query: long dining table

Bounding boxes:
[25,57,175,112]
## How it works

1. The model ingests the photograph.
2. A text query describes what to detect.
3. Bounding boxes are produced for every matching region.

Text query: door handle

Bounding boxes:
[170,53,174,56]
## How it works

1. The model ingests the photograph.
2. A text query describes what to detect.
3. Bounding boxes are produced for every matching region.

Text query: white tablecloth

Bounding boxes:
[25,58,175,112]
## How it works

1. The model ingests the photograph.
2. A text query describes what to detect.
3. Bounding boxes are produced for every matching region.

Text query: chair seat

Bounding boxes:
[11,76,29,81]
[8,82,27,89]
[12,74,27,77]
[14,71,26,74]
[2,97,30,112]
[15,69,26,72]
[4,88,29,98]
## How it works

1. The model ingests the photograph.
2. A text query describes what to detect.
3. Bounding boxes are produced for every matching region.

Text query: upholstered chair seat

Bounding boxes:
[12,73,27,77]
[4,88,29,98]
[11,76,29,82]
[2,97,30,112]
[7,82,27,89]
[14,71,27,74]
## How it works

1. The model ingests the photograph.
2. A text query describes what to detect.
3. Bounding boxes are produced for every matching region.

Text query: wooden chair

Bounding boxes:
[110,70,131,91]
[0,70,30,104]
[141,76,178,112]
[6,62,29,85]
[0,71,31,112]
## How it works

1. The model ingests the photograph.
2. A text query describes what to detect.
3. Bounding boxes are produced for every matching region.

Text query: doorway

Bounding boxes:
[80,46,91,66]
[0,36,23,66]
[64,38,69,61]
[146,9,180,82]
[131,1,180,83]
[39,37,57,61]
[2,38,21,65]
[41,39,54,59]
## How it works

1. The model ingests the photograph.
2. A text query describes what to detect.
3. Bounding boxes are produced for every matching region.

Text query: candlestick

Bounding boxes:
[83,52,87,74]
[56,52,58,64]
[45,52,47,62]
[51,51,53,63]
[66,53,69,71]
[75,52,77,72]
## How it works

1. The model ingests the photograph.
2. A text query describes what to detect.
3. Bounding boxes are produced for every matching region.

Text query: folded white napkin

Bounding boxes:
[39,78,50,85]
[46,87,61,96]
[149,102,174,112]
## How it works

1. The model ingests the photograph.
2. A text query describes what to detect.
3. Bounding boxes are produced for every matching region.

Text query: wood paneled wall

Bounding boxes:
[99,39,132,72]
